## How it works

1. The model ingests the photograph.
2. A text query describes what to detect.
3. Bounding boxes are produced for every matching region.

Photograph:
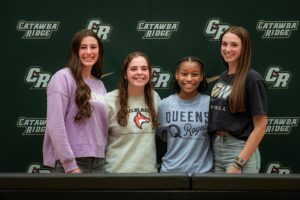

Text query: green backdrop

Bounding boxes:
[1,0,299,173]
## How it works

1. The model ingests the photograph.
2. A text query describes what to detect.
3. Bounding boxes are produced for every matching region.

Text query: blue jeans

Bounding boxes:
[213,133,261,173]
[52,157,106,173]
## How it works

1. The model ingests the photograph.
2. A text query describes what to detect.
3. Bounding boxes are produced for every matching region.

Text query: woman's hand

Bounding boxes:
[226,164,242,174]
[68,168,82,173]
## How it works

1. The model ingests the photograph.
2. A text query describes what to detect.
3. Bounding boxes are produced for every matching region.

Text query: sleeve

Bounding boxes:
[46,73,78,172]
[155,99,167,142]
[246,76,268,117]
[104,91,116,126]
[99,79,107,93]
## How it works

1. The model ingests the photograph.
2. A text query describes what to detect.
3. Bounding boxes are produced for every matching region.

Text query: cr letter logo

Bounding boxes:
[265,66,291,88]
[25,67,51,89]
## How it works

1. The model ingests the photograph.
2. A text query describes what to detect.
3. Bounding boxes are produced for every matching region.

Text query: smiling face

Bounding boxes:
[125,56,150,95]
[79,36,99,69]
[221,32,242,68]
[175,61,203,100]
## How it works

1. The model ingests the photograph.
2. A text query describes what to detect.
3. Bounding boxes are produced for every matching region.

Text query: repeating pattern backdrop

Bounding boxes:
[0,0,299,173]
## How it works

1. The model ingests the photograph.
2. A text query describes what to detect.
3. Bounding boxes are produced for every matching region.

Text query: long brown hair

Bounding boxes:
[66,29,104,121]
[116,51,158,128]
[220,26,251,113]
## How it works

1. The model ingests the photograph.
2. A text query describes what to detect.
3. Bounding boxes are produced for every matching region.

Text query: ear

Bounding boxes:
[175,70,179,80]
[199,72,204,82]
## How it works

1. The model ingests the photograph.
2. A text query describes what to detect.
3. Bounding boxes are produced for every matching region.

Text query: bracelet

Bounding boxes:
[232,162,242,170]
[234,156,246,169]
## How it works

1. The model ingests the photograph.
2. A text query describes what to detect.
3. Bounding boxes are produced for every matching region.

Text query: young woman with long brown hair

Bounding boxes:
[43,29,108,173]
[208,26,268,174]
[105,51,160,173]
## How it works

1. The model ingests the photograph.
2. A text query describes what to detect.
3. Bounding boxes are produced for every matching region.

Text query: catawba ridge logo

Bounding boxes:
[25,66,51,89]
[265,162,291,174]
[266,117,299,135]
[86,18,112,41]
[256,20,298,39]
[17,117,46,135]
[151,66,172,89]
[137,21,179,39]
[27,162,51,173]
[16,20,59,39]
[264,65,291,89]
[204,18,230,41]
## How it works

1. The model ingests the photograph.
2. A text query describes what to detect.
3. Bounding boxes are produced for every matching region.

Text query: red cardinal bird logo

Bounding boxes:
[134,111,150,129]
